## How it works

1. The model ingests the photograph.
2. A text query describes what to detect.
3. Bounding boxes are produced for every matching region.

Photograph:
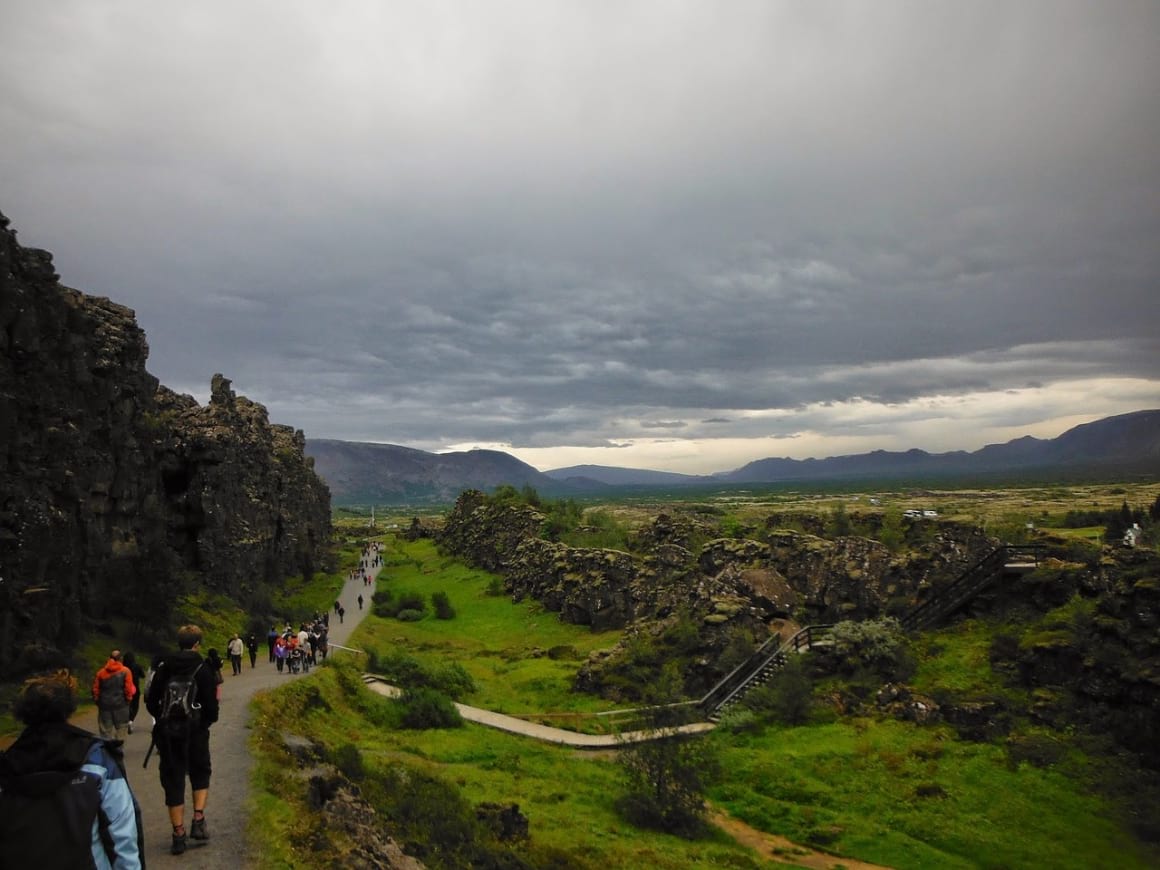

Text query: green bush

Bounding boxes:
[330,742,366,781]
[485,577,505,597]
[433,662,477,699]
[368,651,476,699]
[432,590,456,620]
[399,687,464,729]
[397,591,427,613]
[397,608,424,622]
[742,655,814,725]
[829,617,915,682]
[375,589,428,620]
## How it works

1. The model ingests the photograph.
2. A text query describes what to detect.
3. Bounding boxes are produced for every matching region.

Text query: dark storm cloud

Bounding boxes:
[1,1,1157,470]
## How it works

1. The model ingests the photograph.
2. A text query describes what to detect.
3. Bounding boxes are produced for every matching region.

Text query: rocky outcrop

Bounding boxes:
[0,210,331,671]
[155,375,331,593]
[1015,547,1160,765]
[437,490,545,572]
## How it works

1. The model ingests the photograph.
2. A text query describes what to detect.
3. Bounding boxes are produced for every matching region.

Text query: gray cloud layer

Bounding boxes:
[2,1,1158,470]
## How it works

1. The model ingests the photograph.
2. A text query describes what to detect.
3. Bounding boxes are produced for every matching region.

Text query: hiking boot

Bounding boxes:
[191,817,209,841]
[171,832,187,855]
[127,720,133,734]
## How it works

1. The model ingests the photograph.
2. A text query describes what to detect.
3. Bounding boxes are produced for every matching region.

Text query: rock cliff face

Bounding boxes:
[439,494,997,636]
[0,210,331,671]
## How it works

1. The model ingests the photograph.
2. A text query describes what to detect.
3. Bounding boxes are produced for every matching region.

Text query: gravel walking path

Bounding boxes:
[70,567,377,869]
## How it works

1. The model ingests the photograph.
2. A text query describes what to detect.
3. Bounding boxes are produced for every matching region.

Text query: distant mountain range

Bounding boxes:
[306,409,1160,505]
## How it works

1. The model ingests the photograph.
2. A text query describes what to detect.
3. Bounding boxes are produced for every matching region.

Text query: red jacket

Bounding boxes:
[92,659,136,708]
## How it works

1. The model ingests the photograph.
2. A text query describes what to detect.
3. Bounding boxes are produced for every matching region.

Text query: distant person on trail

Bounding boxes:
[0,670,144,869]
[334,598,340,614]
[227,633,244,675]
[338,605,345,624]
[357,593,364,611]
[267,625,278,662]
[145,624,220,856]
[92,649,136,741]
[123,651,146,735]
[246,634,260,668]
[274,636,287,673]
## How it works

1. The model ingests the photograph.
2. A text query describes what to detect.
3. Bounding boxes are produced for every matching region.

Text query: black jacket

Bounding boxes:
[144,649,219,726]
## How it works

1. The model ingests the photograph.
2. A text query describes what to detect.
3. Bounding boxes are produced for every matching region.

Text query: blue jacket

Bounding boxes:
[0,721,143,869]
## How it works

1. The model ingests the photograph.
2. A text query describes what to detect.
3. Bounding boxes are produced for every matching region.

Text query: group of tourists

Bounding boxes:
[350,541,382,587]
[0,552,378,866]
[270,616,330,674]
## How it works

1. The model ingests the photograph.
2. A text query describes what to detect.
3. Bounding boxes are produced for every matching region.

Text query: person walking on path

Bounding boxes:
[123,651,147,736]
[357,593,364,611]
[93,649,137,741]
[274,635,287,673]
[338,605,345,624]
[61,563,378,867]
[266,625,278,663]
[246,634,259,669]
[227,634,244,676]
[145,624,220,856]
[0,670,144,869]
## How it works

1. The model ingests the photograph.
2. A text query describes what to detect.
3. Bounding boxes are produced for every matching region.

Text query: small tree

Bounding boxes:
[614,662,720,838]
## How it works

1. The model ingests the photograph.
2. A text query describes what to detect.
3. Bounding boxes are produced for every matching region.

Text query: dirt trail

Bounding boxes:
[69,567,378,869]
[710,809,894,869]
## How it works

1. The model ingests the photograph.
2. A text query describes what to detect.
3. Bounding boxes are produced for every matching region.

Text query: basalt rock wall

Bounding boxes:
[438,491,998,636]
[0,210,331,671]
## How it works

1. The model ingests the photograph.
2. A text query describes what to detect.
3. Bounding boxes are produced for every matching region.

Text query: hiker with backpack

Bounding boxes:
[144,624,220,856]
[0,670,144,868]
[92,649,137,741]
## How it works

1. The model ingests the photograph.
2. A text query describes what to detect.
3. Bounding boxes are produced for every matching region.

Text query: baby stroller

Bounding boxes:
[287,647,303,674]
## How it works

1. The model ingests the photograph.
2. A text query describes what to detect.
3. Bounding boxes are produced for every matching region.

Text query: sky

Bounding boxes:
[2,1,1158,475]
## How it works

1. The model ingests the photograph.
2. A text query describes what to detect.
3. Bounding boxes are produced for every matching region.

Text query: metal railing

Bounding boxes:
[900,544,1044,631]
[699,623,834,717]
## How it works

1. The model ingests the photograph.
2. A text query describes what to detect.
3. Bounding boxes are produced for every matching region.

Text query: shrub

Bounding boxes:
[396,591,427,613]
[743,655,814,725]
[330,742,365,781]
[433,663,476,699]
[615,732,720,839]
[485,577,505,597]
[368,651,476,699]
[432,590,456,620]
[399,687,463,729]
[397,608,424,622]
[829,617,914,681]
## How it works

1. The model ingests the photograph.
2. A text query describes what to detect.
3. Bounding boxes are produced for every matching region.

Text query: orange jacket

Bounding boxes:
[92,659,136,706]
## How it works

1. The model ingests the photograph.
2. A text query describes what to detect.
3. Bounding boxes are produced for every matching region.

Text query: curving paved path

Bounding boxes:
[70,567,378,869]
[363,677,716,746]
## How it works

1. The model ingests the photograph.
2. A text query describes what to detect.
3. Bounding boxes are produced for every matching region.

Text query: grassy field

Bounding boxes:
[245,523,1159,869]
[361,543,623,719]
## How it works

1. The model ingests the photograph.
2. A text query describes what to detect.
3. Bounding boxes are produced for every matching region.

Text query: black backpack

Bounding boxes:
[157,663,204,740]
[0,738,120,870]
